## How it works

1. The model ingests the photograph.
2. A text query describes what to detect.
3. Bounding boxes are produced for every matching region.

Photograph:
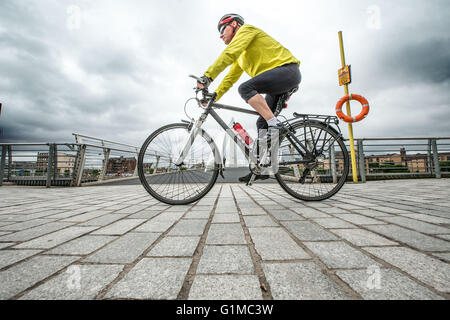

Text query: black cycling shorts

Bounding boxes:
[237,63,301,131]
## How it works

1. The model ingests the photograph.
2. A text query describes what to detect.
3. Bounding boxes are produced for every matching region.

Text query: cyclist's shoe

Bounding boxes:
[267,122,290,148]
[238,172,269,183]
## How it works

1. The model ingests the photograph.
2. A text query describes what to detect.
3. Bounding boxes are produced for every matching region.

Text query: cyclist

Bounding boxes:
[197,13,301,182]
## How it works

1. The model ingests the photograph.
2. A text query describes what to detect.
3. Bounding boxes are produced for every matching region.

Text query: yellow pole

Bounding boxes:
[338,31,358,182]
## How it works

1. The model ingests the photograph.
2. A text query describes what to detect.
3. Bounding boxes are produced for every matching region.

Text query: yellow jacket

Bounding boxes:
[204,24,300,101]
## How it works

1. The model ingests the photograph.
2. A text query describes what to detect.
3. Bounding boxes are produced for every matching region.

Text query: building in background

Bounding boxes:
[36,152,76,175]
[106,156,136,174]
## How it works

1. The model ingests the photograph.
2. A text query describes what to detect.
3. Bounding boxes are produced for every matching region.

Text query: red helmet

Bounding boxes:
[217,14,244,34]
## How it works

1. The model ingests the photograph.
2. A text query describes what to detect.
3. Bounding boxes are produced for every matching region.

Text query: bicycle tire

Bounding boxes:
[138,123,219,205]
[275,120,349,201]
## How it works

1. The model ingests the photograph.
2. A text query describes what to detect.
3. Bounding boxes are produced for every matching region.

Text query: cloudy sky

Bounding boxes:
[0,0,449,147]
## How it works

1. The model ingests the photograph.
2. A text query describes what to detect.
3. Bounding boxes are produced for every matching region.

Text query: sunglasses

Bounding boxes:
[219,23,230,35]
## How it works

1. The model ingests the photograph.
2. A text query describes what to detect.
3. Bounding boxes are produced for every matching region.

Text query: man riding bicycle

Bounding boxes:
[196,13,301,183]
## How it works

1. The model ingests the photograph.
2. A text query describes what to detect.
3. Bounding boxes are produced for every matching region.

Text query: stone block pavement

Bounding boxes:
[0,179,449,300]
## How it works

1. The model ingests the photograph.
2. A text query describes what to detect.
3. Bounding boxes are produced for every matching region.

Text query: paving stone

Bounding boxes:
[60,211,110,223]
[317,207,350,214]
[46,235,118,255]
[432,253,450,262]
[197,246,254,274]
[281,221,339,241]
[126,210,161,219]
[333,229,398,246]
[364,247,450,292]
[134,219,176,233]
[265,209,303,221]
[304,242,380,269]
[0,242,15,249]
[335,203,364,210]
[0,249,42,269]
[292,208,330,218]
[83,232,160,264]
[334,214,385,225]
[366,225,450,251]
[398,213,450,225]
[0,219,56,232]
[168,219,208,236]
[183,210,213,219]
[0,255,79,299]
[214,207,238,214]
[370,207,410,214]
[351,209,394,217]
[113,206,148,214]
[378,216,450,234]
[263,262,349,300]
[312,218,356,229]
[91,219,146,235]
[105,258,191,299]
[436,234,450,240]
[239,207,267,216]
[244,216,278,227]
[188,275,262,300]
[14,226,98,249]
[78,213,128,226]
[147,236,200,257]
[336,269,443,300]
[20,264,124,300]
[206,224,246,245]
[0,222,74,242]
[248,228,310,260]
[212,213,240,223]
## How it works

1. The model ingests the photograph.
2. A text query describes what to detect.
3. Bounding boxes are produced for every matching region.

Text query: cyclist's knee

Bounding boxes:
[238,82,258,103]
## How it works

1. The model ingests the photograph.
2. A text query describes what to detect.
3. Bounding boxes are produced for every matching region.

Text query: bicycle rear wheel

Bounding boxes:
[275,120,349,201]
[138,123,219,205]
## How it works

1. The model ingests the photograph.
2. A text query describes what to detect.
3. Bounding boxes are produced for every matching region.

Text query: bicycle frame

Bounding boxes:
[175,98,261,167]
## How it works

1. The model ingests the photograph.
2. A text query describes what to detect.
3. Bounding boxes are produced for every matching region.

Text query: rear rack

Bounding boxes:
[283,113,343,137]
[292,113,339,124]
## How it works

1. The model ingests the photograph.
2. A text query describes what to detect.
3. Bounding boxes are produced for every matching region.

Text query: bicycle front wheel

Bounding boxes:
[138,123,219,205]
[275,121,349,201]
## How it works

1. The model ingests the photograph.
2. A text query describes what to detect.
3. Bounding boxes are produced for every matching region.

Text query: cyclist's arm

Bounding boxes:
[204,25,256,81]
[214,61,244,101]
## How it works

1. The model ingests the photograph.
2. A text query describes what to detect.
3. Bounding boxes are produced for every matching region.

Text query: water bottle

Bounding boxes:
[233,122,253,146]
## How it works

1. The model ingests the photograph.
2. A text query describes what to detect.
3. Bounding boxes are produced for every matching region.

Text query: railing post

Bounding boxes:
[72,144,87,186]
[99,148,110,181]
[53,144,58,181]
[357,140,366,183]
[133,150,139,177]
[427,139,432,174]
[0,145,6,186]
[46,144,55,188]
[153,156,160,175]
[330,143,337,184]
[431,139,441,179]
[7,146,12,182]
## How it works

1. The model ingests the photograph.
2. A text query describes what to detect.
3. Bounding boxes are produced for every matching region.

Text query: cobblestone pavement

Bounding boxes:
[0,179,449,300]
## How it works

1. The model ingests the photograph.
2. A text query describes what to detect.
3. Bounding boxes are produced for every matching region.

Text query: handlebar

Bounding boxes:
[189,74,217,104]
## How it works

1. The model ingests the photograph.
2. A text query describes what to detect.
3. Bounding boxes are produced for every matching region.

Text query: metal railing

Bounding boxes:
[0,134,142,187]
[344,137,450,182]
[1,136,449,187]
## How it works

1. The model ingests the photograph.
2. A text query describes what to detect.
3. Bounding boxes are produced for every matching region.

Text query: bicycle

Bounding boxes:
[137,75,349,205]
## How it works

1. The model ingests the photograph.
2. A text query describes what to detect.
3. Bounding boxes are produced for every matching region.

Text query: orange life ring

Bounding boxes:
[335,94,370,123]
